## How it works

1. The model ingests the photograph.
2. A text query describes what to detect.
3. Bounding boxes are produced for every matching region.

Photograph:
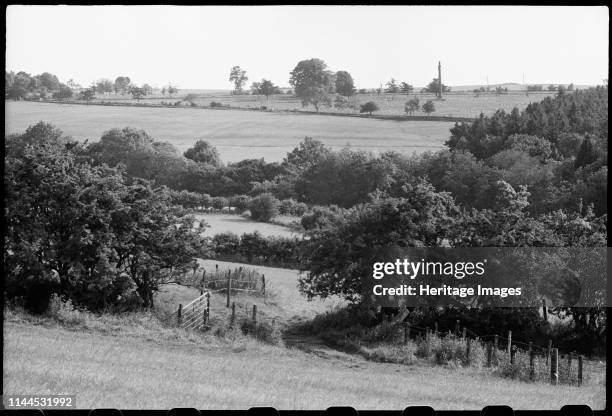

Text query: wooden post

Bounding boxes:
[486,342,493,367]
[510,346,516,365]
[507,330,512,356]
[261,274,266,299]
[465,338,471,364]
[455,320,460,335]
[578,356,583,386]
[462,327,467,340]
[205,292,210,324]
[529,349,535,381]
[252,304,257,324]
[230,302,236,327]
[434,321,438,334]
[542,298,548,322]
[177,304,183,326]
[546,339,552,365]
[226,270,231,308]
[551,348,559,385]
[403,324,409,344]
[493,335,499,362]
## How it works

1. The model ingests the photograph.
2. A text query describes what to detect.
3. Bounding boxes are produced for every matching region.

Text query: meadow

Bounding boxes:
[5,101,453,163]
[193,213,298,238]
[92,90,557,119]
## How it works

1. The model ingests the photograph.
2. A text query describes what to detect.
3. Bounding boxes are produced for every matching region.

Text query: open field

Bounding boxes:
[5,101,454,163]
[193,213,299,238]
[90,90,558,119]
[4,319,605,410]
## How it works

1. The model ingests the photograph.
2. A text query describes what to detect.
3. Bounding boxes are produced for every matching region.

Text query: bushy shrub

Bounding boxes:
[239,318,282,345]
[212,233,240,255]
[248,193,280,222]
[230,195,252,213]
[210,101,223,108]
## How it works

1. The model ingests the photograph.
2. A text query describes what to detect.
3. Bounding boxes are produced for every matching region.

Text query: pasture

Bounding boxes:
[193,213,299,238]
[88,90,557,119]
[4,319,605,410]
[5,101,453,163]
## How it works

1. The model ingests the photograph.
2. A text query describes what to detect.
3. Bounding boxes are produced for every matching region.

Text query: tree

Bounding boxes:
[385,78,400,93]
[166,85,179,97]
[283,136,331,172]
[404,96,420,115]
[248,193,280,222]
[335,70,356,97]
[229,66,248,94]
[52,84,73,100]
[142,84,154,95]
[567,83,575,91]
[78,86,96,104]
[183,140,222,166]
[548,84,558,91]
[96,79,114,95]
[360,101,379,116]
[129,86,147,101]
[289,58,336,111]
[114,76,131,94]
[400,82,413,95]
[251,79,281,99]
[422,100,435,114]
[35,72,61,91]
[424,78,450,94]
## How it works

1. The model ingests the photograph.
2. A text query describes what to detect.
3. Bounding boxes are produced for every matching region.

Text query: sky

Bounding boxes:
[5,6,609,90]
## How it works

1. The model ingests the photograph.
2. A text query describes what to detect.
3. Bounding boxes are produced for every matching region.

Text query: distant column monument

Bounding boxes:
[438,61,442,99]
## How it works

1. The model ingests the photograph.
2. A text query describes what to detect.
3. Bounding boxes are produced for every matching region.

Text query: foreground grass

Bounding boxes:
[4,316,605,410]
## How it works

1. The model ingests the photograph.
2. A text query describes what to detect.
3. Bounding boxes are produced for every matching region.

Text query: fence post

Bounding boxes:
[546,339,552,365]
[403,324,409,344]
[462,327,467,340]
[529,348,535,381]
[252,304,257,324]
[262,274,266,299]
[205,292,210,324]
[177,304,182,326]
[507,330,512,357]
[578,356,583,386]
[455,320,460,335]
[201,269,206,289]
[226,270,231,308]
[510,346,516,365]
[434,321,438,334]
[486,342,493,367]
[465,338,471,364]
[551,348,559,385]
[542,298,548,322]
[494,335,499,362]
[230,302,236,327]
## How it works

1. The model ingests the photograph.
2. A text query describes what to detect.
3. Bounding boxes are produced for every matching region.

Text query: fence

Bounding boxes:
[199,264,267,305]
[398,320,587,386]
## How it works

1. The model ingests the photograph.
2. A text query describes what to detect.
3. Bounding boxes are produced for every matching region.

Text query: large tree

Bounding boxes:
[251,79,281,99]
[229,66,248,94]
[114,76,131,94]
[289,58,336,111]
[183,140,222,166]
[335,70,356,97]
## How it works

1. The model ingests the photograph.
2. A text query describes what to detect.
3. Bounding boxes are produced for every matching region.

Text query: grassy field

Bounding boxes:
[90,90,557,119]
[193,213,299,238]
[4,318,605,410]
[5,101,453,163]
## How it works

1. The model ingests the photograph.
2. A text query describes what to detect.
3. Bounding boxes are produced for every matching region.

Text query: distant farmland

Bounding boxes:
[5,101,454,163]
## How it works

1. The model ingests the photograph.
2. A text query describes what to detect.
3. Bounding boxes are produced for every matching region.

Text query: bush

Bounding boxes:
[248,193,280,222]
[230,195,252,213]
[239,318,282,345]
[360,101,379,115]
[211,233,240,255]
[210,101,223,108]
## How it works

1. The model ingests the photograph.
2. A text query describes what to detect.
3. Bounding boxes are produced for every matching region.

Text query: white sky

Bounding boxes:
[5,5,609,89]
